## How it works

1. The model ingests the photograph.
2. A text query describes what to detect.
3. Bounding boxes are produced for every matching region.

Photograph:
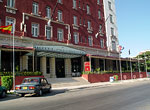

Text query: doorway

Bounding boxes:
[56,58,65,78]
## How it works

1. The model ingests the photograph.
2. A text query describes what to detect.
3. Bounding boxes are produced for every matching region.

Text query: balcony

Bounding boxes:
[5,6,17,14]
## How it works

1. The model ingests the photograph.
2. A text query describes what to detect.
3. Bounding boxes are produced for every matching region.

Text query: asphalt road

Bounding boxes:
[0,80,150,110]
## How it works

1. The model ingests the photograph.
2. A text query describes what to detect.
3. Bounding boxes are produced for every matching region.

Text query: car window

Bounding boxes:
[23,78,39,84]
[41,78,47,84]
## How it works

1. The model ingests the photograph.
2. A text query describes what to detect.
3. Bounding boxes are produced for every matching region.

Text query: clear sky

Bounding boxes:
[115,0,150,58]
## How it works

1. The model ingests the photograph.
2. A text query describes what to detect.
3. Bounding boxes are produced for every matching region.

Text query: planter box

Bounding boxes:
[0,76,44,85]
[82,72,147,83]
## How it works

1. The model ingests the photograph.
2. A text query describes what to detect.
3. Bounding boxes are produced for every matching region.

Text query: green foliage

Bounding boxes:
[1,76,13,91]
[0,71,42,76]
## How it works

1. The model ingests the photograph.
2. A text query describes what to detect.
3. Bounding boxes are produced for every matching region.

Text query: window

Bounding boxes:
[87,20,91,29]
[109,14,113,23]
[57,28,63,41]
[86,5,90,14]
[88,36,93,46]
[73,0,77,9]
[6,17,15,32]
[32,23,39,37]
[79,17,82,25]
[74,32,79,44]
[57,0,62,4]
[79,1,80,8]
[97,0,100,5]
[111,27,114,36]
[7,0,15,8]
[112,41,116,51]
[32,2,38,15]
[46,7,51,18]
[100,39,104,48]
[73,16,78,26]
[98,10,101,19]
[58,10,63,22]
[83,19,85,25]
[108,1,112,10]
[99,24,102,33]
[45,26,51,40]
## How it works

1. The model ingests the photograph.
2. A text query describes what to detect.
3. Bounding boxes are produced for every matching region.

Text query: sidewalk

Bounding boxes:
[52,78,150,91]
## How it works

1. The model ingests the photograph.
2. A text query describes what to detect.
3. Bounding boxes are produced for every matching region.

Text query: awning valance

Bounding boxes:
[34,46,86,55]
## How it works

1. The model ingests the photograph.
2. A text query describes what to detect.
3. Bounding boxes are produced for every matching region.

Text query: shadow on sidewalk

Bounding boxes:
[0,94,21,102]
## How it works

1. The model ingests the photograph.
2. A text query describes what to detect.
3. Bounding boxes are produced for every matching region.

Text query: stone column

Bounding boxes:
[50,57,56,78]
[65,58,71,77]
[40,56,46,76]
[94,58,100,69]
[22,55,28,71]
[0,50,1,70]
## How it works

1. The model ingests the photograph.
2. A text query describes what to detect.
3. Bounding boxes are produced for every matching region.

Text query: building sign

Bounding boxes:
[84,62,91,72]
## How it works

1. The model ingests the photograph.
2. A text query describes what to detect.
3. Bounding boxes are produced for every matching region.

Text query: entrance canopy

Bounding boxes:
[26,46,86,58]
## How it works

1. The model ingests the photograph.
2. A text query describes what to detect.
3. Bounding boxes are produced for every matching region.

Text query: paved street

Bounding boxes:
[0,80,150,110]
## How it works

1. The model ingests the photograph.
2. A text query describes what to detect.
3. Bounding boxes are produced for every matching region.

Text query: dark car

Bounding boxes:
[15,77,51,97]
[0,85,7,98]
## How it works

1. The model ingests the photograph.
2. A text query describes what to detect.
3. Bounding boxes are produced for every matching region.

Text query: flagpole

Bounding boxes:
[144,53,148,78]
[130,56,133,79]
[12,23,15,90]
[119,51,122,81]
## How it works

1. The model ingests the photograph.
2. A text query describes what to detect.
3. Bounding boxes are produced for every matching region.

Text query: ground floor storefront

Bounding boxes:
[0,34,144,79]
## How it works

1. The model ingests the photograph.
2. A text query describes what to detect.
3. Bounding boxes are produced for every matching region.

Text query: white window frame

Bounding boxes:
[58,10,63,22]
[73,0,77,9]
[110,14,113,23]
[97,0,100,5]
[57,28,63,41]
[57,0,62,4]
[73,16,78,26]
[98,10,101,19]
[32,23,39,37]
[108,1,112,10]
[99,24,102,33]
[45,25,52,40]
[46,7,51,19]
[88,36,93,46]
[6,17,15,33]
[112,40,116,51]
[111,27,114,36]
[100,39,104,48]
[7,0,15,8]
[87,20,91,29]
[87,5,90,14]
[74,32,79,44]
[32,2,38,15]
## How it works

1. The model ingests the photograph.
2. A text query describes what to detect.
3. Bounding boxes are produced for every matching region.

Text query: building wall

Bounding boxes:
[0,0,107,50]
[103,0,119,54]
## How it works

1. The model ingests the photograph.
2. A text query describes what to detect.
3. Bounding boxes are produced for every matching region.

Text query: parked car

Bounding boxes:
[0,85,7,98]
[15,77,51,97]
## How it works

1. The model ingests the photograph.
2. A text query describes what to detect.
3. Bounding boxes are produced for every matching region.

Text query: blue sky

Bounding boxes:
[115,0,150,57]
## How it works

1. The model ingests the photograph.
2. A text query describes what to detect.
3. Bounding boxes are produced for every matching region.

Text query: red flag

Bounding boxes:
[0,25,12,34]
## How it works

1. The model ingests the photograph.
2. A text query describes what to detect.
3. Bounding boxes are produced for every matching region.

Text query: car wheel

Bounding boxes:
[38,90,43,96]
[1,91,6,98]
[48,87,51,93]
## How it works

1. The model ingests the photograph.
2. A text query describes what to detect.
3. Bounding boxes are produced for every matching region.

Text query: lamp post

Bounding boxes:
[144,53,148,78]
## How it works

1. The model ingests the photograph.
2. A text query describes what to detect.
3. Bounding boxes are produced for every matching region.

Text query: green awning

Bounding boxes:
[26,46,86,58]
[35,46,86,55]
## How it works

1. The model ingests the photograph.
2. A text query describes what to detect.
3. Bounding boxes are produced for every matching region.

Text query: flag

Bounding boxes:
[0,25,12,34]
[118,45,124,51]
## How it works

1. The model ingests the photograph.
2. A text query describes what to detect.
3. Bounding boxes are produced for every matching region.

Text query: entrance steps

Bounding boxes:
[46,77,90,88]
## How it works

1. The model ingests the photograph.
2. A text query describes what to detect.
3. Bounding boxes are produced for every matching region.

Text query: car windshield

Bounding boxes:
[23,78,39,84]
